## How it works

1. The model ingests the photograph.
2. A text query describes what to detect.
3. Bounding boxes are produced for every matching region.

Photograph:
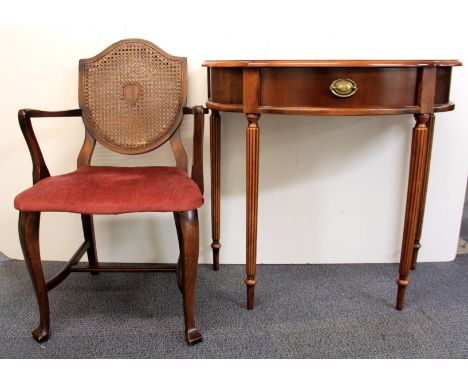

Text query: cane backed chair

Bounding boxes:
[14,39,207,345]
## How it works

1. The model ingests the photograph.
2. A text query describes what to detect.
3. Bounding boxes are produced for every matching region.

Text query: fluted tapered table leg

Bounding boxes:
[210,110,221,270]
[410,114,435,270]
[396,113,432,310]
[245,113,260,310]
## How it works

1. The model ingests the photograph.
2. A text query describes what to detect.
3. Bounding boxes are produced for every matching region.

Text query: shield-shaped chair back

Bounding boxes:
[79,39,187,154]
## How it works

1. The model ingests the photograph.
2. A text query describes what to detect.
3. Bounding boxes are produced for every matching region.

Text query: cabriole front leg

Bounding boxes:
[396,114,431,310]
[175,210,202,345]
[18,211,50,342]
[210,110,221,270]
[246,113,260,310]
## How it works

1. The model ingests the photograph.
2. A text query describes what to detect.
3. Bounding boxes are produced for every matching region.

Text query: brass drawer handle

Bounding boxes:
[330,79,358,98]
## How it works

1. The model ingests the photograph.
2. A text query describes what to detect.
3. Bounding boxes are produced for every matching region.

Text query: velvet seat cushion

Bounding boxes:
[14,166,203,214]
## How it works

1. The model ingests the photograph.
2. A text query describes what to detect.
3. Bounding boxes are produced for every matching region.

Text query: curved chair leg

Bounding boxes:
[18,211,50,342]
[176,255,183,293]
[174,210,202,345]
[174,213,184,293]
[81,214,99,275]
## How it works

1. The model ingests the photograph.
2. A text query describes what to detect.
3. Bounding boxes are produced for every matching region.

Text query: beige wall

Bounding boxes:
[1,0,467,265]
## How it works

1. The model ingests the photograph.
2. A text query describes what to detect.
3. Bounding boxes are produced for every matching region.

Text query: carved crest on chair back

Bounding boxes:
[79,39,187,154]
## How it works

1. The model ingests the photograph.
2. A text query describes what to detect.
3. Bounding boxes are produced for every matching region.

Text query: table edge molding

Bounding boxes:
[203,60,462,68]
[206,102,455,115]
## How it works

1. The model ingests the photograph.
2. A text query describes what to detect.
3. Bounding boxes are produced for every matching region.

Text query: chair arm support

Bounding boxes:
[187,105,206,194]
[183,106,209,115]
[18,109,82,184]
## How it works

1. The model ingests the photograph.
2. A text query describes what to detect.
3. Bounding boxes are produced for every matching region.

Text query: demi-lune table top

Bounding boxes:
[203,59,462,67]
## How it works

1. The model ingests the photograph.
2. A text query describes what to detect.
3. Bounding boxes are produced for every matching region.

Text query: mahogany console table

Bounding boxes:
[202,59,461,310]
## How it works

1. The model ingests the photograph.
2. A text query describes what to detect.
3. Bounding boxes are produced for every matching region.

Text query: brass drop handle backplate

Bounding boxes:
[330,78,358,98]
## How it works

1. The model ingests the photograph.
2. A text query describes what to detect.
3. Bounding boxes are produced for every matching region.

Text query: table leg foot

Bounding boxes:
[396,277,409,310]
[211,241,221,271]
[246,278,256,310]
[410,242,421,270]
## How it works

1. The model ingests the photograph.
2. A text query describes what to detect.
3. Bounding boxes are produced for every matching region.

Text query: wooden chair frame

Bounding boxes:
[17,39,208,346]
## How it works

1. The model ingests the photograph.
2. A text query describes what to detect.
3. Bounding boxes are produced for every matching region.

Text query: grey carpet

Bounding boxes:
[1,257,467,358]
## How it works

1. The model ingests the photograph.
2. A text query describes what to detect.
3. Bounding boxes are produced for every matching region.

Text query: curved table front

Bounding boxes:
[203,59,461,310]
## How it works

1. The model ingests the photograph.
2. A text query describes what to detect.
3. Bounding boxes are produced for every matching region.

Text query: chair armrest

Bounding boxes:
[18,109,82,184]
[185,105,206,194]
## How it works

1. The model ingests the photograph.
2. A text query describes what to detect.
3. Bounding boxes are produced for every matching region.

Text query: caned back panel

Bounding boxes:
[79,39,187,154]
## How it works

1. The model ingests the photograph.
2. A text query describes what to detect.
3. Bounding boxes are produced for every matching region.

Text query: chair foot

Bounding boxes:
[32,323,50,342]
[186,328,203,346]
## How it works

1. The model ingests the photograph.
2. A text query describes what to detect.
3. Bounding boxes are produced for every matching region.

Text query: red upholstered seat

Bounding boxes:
[14,166,203,214]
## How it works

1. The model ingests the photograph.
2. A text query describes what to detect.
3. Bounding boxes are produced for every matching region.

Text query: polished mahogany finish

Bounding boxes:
[206,61,458,115]
[203,59,461,310]
[205,59,461,67]
[210,110,222,270]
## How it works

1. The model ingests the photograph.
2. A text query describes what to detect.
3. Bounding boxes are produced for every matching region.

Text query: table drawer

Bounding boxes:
[260,67,420,109]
